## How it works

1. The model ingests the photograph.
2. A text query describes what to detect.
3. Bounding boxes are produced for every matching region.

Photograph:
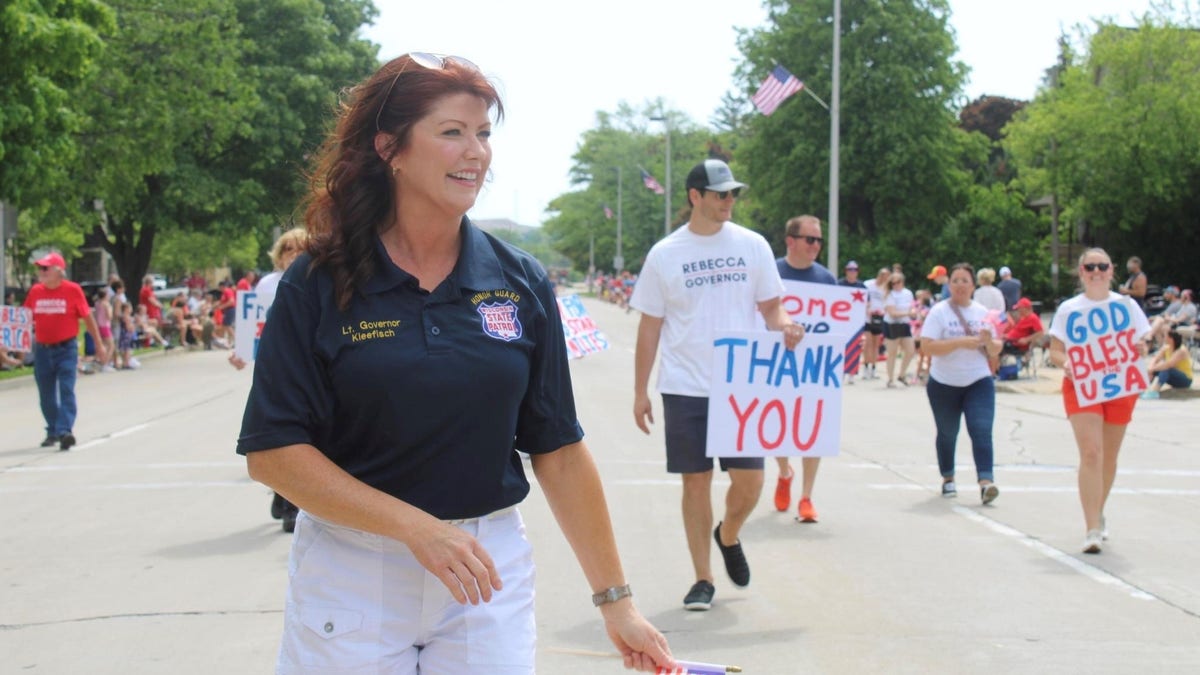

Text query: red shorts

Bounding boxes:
[1061,379,1137,424]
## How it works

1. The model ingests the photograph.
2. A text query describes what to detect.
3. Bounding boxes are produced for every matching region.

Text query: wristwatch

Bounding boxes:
[591,584,633,607]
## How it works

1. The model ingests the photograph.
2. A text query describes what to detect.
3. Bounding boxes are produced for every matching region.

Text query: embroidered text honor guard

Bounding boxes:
[477,300,522,341]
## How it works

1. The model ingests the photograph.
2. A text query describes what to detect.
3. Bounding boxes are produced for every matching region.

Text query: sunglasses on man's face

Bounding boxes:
[787,235,823,245]
[706,188,741,200]
[36,265,49,272]
[1081,263,1111,272]
[376,52,480,132]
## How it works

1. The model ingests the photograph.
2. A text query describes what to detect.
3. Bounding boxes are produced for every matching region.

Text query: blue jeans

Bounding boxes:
[1155,369,1192,389]
[925,376,995,482]
[34,341,79,437]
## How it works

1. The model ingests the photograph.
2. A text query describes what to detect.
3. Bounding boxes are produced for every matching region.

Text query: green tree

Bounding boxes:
[735,0,971,266]
[543,102,713,274]
[218,0,378,266]
[1006,11,1200,292]
[0,0,114,205]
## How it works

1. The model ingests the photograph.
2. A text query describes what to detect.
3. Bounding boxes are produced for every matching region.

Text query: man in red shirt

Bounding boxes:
[139,274,164,326]
[1003,297,1045,354]
[23,252,105,450]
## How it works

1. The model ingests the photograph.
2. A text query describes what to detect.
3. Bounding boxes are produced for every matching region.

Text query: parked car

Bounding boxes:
[150,274,168,290]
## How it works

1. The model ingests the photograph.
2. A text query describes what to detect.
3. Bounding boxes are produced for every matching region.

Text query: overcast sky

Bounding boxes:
[362,0,1160,227]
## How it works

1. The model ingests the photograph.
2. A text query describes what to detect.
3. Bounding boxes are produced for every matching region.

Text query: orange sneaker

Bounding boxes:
[798,497,818,523]
[773,473,793,512]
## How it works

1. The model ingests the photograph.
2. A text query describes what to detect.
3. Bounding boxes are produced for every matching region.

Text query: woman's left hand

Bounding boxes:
[601,602,675,672]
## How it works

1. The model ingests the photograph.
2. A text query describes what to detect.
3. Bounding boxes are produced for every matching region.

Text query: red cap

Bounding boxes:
[34,252,66,270]
[1015,297,1033,309]
[926,265,947,280]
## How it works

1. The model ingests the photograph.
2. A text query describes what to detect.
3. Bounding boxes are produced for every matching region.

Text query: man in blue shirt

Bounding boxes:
[773,215,837,524]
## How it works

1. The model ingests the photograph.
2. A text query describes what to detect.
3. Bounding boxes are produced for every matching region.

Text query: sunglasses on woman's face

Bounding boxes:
[375,52,480,131]
[1081,263,1111,272]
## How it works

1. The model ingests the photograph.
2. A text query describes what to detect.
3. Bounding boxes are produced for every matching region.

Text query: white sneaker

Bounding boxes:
[846,374,855,385]
[101,365,117,373]
[127,357,141,370]
[1100,515,1108,541]
[1083,529,1103,554]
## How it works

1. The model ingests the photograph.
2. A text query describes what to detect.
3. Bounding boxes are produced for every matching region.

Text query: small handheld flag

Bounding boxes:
[603,203,614,219]
[656,660,742,674]
[641,168,666,195]
[751,65,804,116]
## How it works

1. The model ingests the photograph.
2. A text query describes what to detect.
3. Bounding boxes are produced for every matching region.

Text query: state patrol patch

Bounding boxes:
[477,300,522,341]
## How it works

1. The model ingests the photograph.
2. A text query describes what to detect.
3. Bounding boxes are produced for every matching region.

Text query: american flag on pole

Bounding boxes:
[603,203,613,219]
[751,64,804,116]
[641,168,666,195]
[655,661,730,675]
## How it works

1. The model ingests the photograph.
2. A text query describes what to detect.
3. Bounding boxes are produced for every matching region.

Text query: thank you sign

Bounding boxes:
[706,331,843,458]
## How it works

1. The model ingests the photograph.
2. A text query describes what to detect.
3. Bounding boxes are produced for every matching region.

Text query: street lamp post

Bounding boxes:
[613,166,624,272]
[649,116,671,237]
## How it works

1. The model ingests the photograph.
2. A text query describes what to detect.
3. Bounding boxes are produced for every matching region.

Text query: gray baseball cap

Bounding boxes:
[685,159,747,193]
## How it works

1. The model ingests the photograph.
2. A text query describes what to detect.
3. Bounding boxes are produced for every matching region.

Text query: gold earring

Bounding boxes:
[391,166,398,176]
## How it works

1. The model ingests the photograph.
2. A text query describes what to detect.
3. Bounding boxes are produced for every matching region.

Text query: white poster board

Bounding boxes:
[774,280,868,374]
[557,294,609,359]
[1061,299,1149,403]
[1,306,33,352]
[706,330,844,458]
[234,290,270,363]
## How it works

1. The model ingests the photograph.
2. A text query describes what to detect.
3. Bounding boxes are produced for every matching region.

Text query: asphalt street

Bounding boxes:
[1,294,1197,673]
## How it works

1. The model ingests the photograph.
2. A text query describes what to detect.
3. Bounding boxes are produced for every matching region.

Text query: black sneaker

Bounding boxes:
[981,483,999,505]
[941,481,957,498]
[58,433,76,451]
[270,492,286,520]
[281,502,299,533]
[40,435,59,448]
[713,522,750,587]
[682,580,715,611]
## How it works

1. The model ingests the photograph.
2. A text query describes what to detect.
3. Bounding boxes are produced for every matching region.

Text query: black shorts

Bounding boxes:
[866,315,885,336]
[884,322,912,340]
[221,307,235,326]
[662,394,764,474]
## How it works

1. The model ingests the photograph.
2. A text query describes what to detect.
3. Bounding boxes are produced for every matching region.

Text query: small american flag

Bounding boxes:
[641,169,666,195]
[603,203,613,219]
[656,661,730,675]
[751,64,804,116]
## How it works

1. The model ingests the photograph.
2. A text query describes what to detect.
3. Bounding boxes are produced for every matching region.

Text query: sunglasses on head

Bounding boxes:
[1081,262,1111,272]
[375,52,480,131]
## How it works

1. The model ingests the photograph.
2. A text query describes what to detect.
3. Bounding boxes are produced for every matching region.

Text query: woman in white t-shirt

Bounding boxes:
[1048,248,1151,554]
[882,272,917,386]
[919,263,1002,503]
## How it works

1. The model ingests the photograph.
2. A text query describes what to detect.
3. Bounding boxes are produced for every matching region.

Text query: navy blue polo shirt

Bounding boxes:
[237,219,583,520]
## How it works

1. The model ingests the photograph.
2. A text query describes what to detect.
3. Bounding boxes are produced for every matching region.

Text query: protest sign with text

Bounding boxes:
[768,280,866,374]
[706,330,843,458]
[1,306,33,352]
[1061,298,1149,404]
[557,294,609,359]
[234,291,270,363]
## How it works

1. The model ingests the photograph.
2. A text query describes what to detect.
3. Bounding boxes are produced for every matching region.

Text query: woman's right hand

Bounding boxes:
[405,517,502,605]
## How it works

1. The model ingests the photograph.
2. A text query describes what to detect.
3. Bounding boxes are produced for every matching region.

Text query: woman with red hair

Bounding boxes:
[236,53,672,673]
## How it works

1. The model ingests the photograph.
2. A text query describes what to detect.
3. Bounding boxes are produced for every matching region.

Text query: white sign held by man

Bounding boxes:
[706,330,844,458]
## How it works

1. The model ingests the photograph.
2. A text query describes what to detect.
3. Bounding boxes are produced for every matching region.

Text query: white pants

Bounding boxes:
[277,508,536,674]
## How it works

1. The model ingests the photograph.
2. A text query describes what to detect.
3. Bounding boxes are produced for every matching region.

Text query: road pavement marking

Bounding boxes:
[7,461,244,472]
[950,504,1156,601]
[73,423,152,450]
[867,484,1200,496]
[0,480,251,493]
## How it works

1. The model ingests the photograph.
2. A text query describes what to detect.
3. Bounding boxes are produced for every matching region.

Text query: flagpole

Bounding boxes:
[616,166,624,272]
[828,0,842,272]
[803,87,830,111]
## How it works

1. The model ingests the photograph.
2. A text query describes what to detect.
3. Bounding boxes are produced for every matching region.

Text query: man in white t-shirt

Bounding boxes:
[630,159,804,612]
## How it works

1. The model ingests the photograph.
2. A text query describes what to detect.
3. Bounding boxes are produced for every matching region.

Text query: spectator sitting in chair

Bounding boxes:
[1149,287,1196,347]
[1002,297,1044,356]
